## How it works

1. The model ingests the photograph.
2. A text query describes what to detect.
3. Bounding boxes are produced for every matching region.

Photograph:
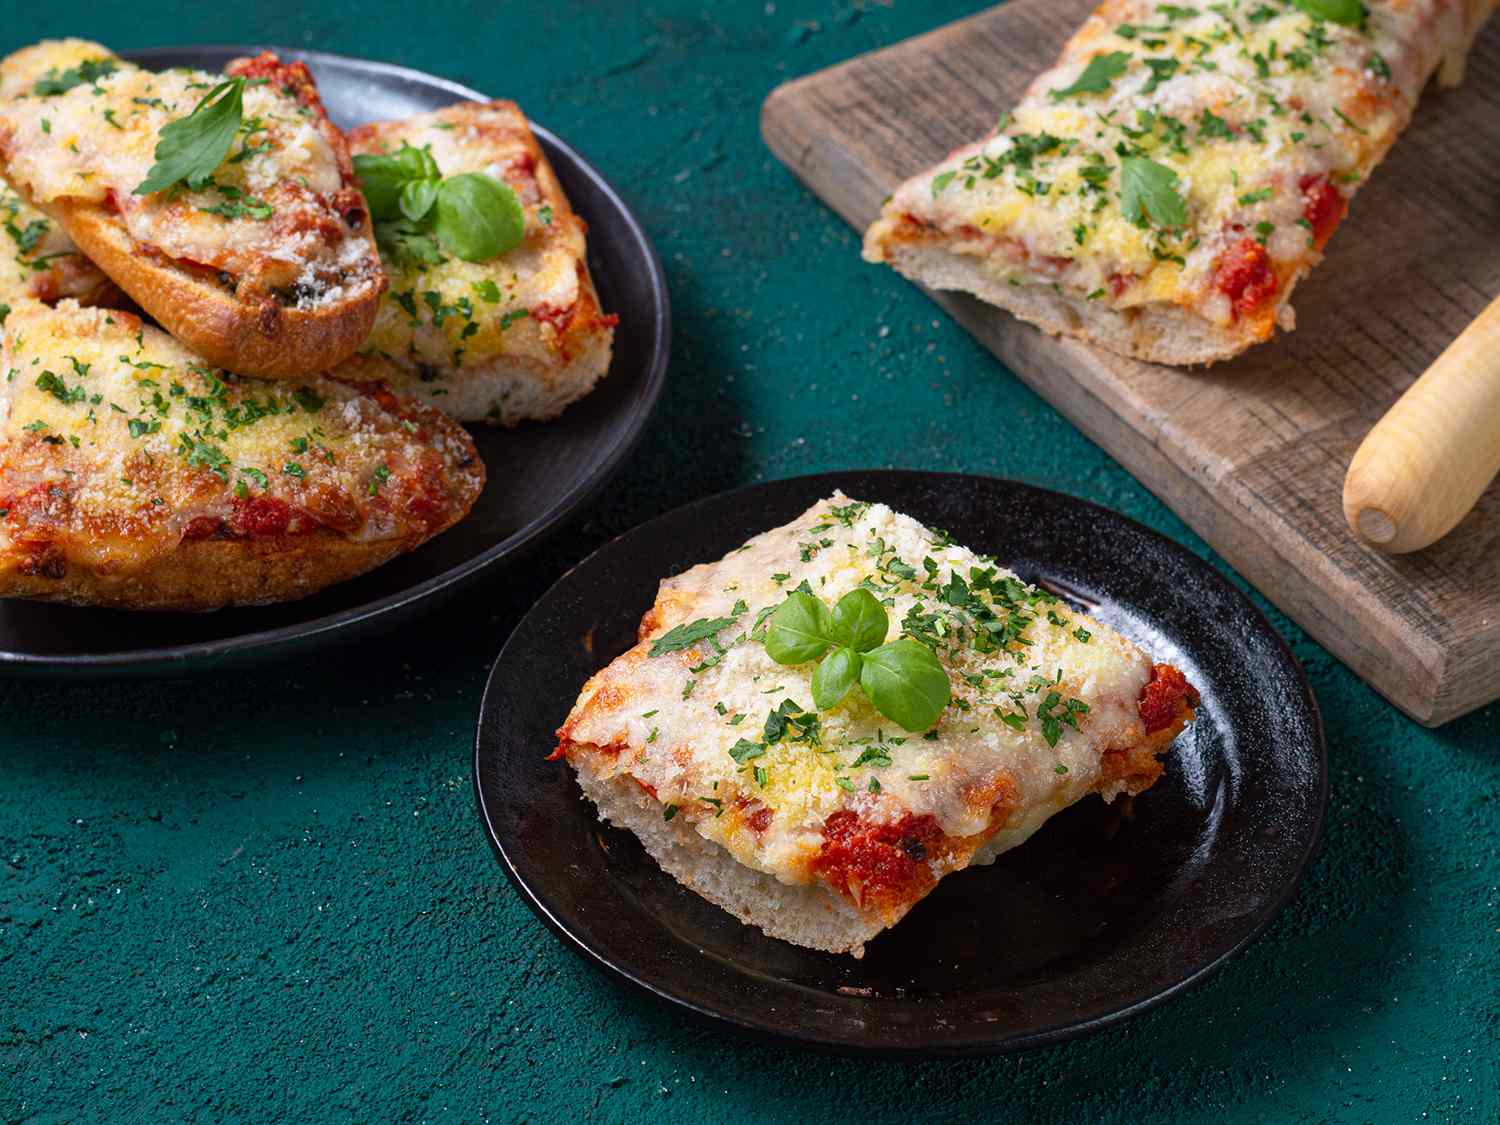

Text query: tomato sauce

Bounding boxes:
[1214,237,1278,320]
[1300,174,1346,250]
[812,810,946,907]
[1139,663,1200,734]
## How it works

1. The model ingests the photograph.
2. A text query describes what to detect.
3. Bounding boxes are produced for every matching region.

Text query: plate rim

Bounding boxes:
[0,44,671,672]
[473,469,1328,1056]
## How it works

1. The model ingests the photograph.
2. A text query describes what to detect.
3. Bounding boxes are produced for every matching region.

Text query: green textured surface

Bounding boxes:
[2,2,1497,1121]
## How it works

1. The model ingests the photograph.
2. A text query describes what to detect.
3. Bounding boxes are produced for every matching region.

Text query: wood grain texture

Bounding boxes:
[761,0,1500,726]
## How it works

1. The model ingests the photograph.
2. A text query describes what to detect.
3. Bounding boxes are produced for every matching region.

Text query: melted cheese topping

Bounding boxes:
[343,101,601,418]
[0,178,109,306]
[872,0,1489,323]
[560,494,1161,888]
[0,299,471,568]
[0,40,379,306]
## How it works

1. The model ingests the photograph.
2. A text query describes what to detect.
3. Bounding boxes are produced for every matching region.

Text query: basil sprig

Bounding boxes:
[764,588,950,732]
[135,77,246,196]
[353,143,525,263]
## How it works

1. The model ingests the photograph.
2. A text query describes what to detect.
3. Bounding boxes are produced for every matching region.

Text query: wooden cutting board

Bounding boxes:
[761,0,1500,727]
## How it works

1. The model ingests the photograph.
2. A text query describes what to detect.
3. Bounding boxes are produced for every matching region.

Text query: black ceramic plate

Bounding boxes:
[474,472,1326,1055]
[0,47,668,674]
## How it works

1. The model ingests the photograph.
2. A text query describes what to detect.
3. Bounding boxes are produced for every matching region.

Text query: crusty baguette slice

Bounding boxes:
[0,40,384,378]
[338,100,615,424]
[864,0,1498,366]
[0,299,484,610]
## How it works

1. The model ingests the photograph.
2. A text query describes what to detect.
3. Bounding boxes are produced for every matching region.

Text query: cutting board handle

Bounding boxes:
[1344,293,1500,553]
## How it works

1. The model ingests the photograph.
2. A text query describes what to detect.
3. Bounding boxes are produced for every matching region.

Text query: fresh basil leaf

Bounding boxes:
[858,638,951,733]
[134,78,245,196]
[811,647,862,711]
[399,177,440,222]
[764,591,833,665]
[649,615,739,657]
[354,144,441,221]
[1051,51,1131,99]
[1293,0,1365,25]
[1120,155,1188,229]
[828,587,888,653]
[405,144,441,182]
[353,154,407,220]
[432,173,525,262]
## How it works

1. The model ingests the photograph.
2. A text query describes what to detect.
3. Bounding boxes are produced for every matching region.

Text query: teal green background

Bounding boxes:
[2,3,1496,1121]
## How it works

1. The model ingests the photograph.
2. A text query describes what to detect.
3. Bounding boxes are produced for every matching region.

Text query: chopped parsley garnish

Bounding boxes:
[1051,51,1131,100]
[649,612,742,657]
[1119,156,1187,229]
[33,58,118,96]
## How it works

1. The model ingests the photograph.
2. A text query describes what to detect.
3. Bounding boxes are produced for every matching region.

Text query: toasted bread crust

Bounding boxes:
[2,526,410,610]
[870,227,1276,366]
[61,200,380,377]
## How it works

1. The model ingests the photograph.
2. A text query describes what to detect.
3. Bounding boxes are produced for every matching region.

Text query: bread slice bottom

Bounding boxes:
[344,327,613,426]
[1,529,410,611]
[60,201,380,379]
[872,235,1289,367]
[572,755,886,957]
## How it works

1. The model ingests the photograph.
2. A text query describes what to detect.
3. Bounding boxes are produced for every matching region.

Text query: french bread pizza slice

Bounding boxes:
[338,101,616,425]
[0,39,384,378]
[553,494,1199,957]
[864,0,1498,365]
[0,299,484,610]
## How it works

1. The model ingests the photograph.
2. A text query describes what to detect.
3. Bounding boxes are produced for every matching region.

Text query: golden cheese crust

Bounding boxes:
[554,494,1198,955]
[864,0,1498,365]
[0,299,484,610]
[0,40,384,378]
[338,100,615,424]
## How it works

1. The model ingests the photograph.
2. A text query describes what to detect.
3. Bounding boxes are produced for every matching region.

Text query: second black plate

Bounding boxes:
[0,47,669,674]
[474,471,1326,1055]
